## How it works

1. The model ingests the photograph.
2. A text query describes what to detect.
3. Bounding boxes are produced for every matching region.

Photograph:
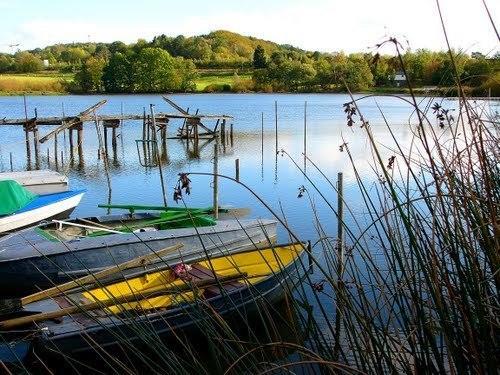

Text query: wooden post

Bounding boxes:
[333,172,344,359]
[337,172,344,266]
[275,100,278,154]
[235,158,240,182]
[221,119,226,144]
[9,152,13,172]
[213,142,219,219]
[150,104,167,207]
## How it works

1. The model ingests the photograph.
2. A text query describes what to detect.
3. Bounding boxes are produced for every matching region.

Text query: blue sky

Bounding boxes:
[0,0,498,55]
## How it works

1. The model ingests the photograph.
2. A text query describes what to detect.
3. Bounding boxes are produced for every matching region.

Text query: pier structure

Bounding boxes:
[1,96,234,168]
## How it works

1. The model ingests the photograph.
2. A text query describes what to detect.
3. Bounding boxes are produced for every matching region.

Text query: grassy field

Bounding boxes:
[0,72,252,94]
[194,74,252,92]
[0,73,72,95]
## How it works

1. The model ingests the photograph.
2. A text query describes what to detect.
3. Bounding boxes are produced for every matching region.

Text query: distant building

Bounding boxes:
[394,71,406,87]
[43,59,50,68]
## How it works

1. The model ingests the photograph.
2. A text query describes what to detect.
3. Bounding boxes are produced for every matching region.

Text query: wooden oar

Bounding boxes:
[0,272,247,330]
[0,243,183,314]
[52,219,124,234]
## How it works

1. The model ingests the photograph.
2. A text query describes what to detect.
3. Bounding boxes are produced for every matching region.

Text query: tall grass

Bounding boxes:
[3,4,499,373]
[0,75,68,94]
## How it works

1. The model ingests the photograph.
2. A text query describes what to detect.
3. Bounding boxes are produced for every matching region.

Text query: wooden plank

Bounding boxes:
[0,113,233,127]
[39,100,107,143]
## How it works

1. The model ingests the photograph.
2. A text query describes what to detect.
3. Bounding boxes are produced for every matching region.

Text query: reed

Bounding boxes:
[2,5,498,373]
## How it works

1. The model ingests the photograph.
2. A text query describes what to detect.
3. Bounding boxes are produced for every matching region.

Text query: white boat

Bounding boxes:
[0,180,84,235]
[0,170,68,194]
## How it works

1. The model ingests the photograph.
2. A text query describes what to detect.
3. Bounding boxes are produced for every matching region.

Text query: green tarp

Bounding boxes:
[0,180,37,216]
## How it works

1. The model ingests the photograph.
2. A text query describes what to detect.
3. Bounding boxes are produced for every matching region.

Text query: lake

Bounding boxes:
[0,93,463,245]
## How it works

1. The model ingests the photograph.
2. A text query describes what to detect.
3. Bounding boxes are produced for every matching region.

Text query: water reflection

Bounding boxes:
[0,93,474,246]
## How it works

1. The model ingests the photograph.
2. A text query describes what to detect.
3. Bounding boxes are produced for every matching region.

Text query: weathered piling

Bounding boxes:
[333,171,345,359]
[235,158,240,182]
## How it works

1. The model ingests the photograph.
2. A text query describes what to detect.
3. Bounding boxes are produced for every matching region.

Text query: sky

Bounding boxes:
[0,0,498,55]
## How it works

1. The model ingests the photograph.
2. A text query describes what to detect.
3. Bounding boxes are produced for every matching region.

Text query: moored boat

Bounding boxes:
[0,170,69,194]
[0,180,84,235]
[0,213,277,295]
[0,243,307,359]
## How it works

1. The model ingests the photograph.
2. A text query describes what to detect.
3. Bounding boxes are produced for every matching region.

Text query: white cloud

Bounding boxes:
[0,0,498,54]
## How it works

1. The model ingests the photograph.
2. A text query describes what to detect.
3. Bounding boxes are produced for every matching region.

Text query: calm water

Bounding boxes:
[1,93,483,370]
[0,93,461,245]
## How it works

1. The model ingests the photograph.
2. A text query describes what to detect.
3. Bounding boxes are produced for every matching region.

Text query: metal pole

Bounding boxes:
[150,104,167,207]
[213,142,219,219]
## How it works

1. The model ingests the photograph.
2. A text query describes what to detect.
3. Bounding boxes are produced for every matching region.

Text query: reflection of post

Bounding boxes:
[303,101,307,171]
[103,124,109,156]
[235,158,240,182]
[230,123,234,147]
[76,123,84,167]
[112,125,118,162]
[261,112,264,180]
[213,142,219,219]
[24,125,31,170]
[94,112,111,194]
[54,133,59,171]
[33,124,40,170]
[69,128,74,163]
[9,152,13,172]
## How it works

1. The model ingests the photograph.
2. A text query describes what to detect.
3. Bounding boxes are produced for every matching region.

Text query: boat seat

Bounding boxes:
[185,264,244,298]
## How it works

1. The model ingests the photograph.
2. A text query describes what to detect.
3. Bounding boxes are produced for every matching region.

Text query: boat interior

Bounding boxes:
[36,211,217,242]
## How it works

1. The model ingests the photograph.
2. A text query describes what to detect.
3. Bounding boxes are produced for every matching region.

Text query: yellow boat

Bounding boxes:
[0,243,307,357]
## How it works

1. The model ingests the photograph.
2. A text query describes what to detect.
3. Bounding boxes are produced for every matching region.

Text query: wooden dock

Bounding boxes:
[0,96,234,169]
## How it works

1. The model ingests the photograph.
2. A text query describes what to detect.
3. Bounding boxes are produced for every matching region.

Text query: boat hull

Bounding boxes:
[37,249,305,355]
[0,218,277,295]
[0,191,84,235]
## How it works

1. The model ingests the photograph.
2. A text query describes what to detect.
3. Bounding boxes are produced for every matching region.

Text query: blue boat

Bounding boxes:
[0,180,85,235]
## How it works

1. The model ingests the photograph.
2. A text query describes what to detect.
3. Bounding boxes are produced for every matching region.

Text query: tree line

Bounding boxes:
[0,30,498,95]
